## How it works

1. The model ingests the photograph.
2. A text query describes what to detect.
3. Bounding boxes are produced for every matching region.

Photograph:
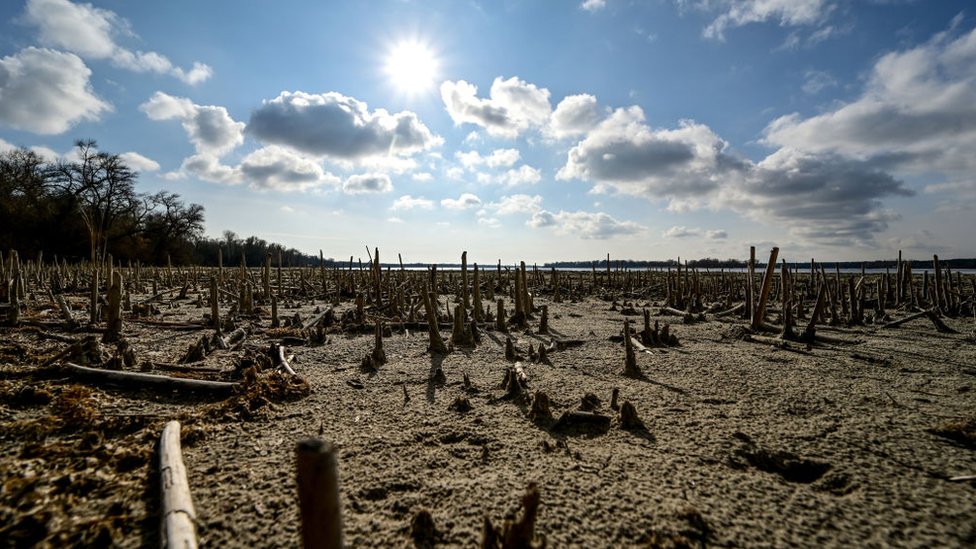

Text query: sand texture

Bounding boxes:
[1,267,975,547]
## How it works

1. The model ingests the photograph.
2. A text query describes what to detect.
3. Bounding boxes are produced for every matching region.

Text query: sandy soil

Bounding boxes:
[1,285,975,547]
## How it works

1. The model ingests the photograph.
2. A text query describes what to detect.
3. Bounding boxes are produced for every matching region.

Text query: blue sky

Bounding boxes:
[1,0,974,263]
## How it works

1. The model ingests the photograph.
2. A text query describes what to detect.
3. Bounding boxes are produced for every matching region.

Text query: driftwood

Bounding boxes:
[296,439,343,549]
[714,302,744,318]
[629,337,652,354]
[60,362,236,394]
[127,319,208,331]
[160,420,198,549]
[150,362,225,376]
[882,308,959,334]
[270,343,297,375]
[301,306,334,330]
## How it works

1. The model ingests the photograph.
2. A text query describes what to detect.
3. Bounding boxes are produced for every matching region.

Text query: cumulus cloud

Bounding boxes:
[342,173,393,194]
[247,91,441,160]
[723,148,913,246]
[548,94,604,139]
[411,172,433,182]
[764,25,976,176]
[478,217,501,228]
[176,153,239,185]
[120,151,160,172]
[705,229,728,239]
[441,193,482,210]
[23,0,212,84]
[557,106,743,198]
[456,148,520,170]
[391,194,434,211]
[0,47,110,134]
[488,194,544,215]
[441,76,552,138]
[499,165,543,186]
[239,146,340,192]
[530,210,645,239]
[140,92,244,155]
[557,95,914,245]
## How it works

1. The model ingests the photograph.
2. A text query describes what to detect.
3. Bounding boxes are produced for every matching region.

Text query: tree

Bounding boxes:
[140,191,205,264]
[48,140,141,265]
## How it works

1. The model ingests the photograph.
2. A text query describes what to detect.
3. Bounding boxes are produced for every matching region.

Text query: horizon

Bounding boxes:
[2,1,975,263]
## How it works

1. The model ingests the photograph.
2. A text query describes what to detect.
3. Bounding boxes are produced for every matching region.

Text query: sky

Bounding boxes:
[1,0,974,264]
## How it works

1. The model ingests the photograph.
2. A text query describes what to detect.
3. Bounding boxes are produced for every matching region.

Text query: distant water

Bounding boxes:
[394,266,976,275]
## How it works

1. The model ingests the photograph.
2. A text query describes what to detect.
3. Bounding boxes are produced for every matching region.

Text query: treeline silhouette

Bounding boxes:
[1,140,318,267]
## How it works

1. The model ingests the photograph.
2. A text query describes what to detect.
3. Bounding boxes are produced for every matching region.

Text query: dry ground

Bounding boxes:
[2,292,975,547]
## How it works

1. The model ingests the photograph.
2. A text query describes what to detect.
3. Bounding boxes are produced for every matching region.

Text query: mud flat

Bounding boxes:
[1,254,974,547]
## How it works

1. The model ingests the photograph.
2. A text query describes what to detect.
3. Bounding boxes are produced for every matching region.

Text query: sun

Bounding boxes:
[384,39,439,95]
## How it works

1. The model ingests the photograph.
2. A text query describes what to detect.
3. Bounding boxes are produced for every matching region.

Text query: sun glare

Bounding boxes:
[384,40,439,95]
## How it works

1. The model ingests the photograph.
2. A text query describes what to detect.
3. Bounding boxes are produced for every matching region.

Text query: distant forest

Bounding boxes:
[0,140,319,267]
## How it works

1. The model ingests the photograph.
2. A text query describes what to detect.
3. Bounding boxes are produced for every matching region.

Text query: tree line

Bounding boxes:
[0,140,318,267]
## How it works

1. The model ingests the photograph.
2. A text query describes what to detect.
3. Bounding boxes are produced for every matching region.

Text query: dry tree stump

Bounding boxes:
[296,439,343,549]
[622,320,641,378]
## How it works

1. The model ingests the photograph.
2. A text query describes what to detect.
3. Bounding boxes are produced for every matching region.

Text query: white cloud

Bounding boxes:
[488,194,544,215]
[387,216,404,223]
[456,148,521,170]
[176,153,239,185]
[120,151,160,172]
[247,91,441,160]
[478,217,501,228]
[239,146,340,192]
[23,0,212,84]
[721,148,912,246]
[663,226,700,238]
[441,76,552,138]
[764,25,976,177]
[557,94,914,245]
[581,0,607,12]
[801,69,837,95]
[661,226,726,240]
[391,194,434,211]
[499,165,542,186]
[558,106,741,199]
[441,193,482,210]
[548,94,604,139]
[411,172,433,182]
[342,173,393,194]
[0,47,110,134]
[530,209,645,239]
[280,205,295,213]
[140,92,244,156]
[698,0,834,41]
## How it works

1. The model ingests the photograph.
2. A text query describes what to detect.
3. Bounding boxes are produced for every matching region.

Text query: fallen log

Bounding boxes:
[629,337,652,354]
[60,362,236,394]
[301,306,334,330]
[127,319,208,331]
[160,420,198,549]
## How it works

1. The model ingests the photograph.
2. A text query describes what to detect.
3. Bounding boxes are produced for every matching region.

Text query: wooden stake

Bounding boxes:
[751,247,779,330]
